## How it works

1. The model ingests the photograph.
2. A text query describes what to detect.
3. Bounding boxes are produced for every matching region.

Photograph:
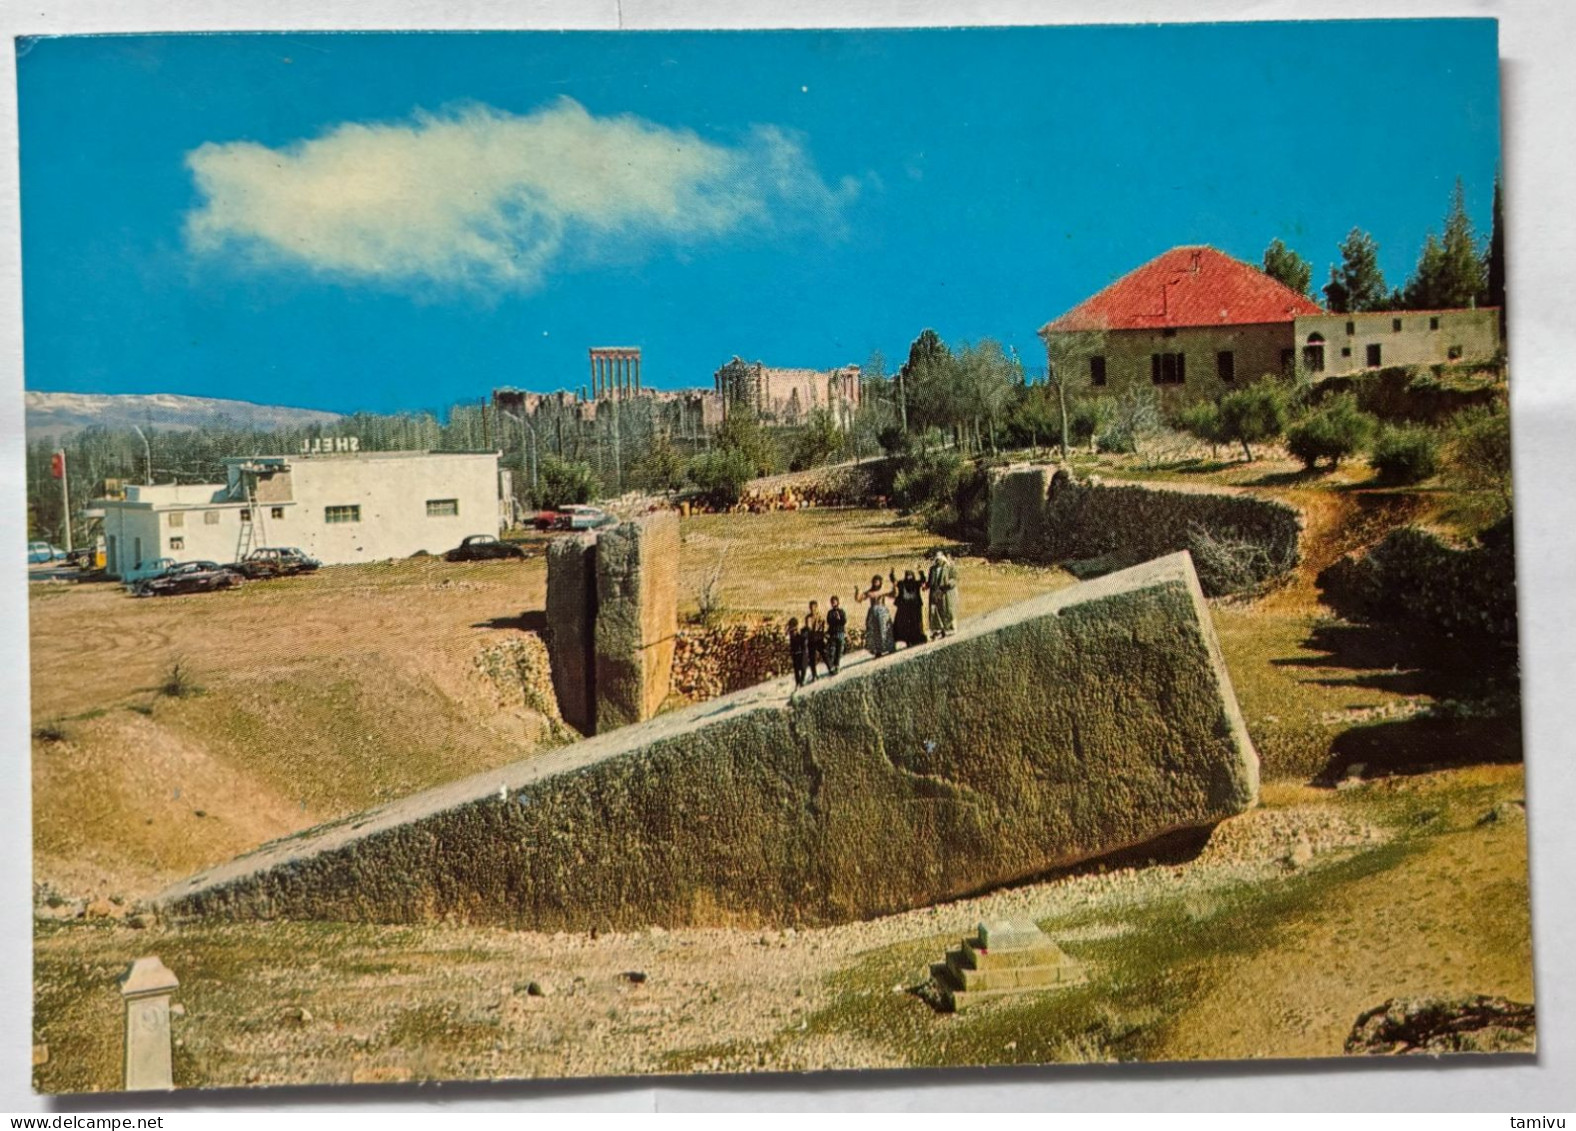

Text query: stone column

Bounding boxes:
[120,956,178,1091]
[635,355,642,394]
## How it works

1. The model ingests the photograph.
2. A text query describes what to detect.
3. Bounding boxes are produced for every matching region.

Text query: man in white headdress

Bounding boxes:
[926,550,958,639]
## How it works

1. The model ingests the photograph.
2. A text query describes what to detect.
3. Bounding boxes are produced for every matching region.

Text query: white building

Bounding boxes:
[95,449,505,579]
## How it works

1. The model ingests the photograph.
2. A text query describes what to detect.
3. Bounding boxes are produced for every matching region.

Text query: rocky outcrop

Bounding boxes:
[158,552,1258,932]
[1346,996,1536,1055]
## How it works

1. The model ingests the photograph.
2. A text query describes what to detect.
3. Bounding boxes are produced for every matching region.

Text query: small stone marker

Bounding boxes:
[119,956,179,1091]
[930,920,1086,1012]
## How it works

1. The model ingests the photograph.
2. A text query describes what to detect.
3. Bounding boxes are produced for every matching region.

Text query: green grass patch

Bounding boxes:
[797,839,1418,1068]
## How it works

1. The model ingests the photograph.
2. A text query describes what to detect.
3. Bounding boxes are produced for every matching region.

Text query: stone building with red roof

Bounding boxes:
[1039,246,1500,405]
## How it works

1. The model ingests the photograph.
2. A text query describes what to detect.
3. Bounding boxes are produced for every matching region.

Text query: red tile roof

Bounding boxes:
[1041,246,1324,334]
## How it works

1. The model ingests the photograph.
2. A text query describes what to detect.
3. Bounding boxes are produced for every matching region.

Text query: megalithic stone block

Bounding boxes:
[594,511,679,734]
[986,466,1052,558]
[545,532,598,734]
[157,552,1258,931]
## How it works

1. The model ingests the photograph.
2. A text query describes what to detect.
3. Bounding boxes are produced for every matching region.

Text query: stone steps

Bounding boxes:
[930,919,1086,1012]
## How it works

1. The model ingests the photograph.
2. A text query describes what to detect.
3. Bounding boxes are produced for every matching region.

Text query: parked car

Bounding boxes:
[27,541,66,564]
[562,504,615,530]
[232,546,321,579]
[445,534,529,562]
[532,504,614,533]
[131,560,245,597]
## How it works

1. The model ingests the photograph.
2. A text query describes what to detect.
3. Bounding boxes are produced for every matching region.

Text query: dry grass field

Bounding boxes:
[28,480,1533,1091]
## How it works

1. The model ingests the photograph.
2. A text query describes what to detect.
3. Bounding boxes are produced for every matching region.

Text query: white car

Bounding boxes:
[560,504,614,530]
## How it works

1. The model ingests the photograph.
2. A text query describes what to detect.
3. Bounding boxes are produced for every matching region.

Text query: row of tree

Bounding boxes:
[1261,178,1506,315]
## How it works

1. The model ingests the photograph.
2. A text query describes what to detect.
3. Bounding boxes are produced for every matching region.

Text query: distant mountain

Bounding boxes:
[24,392,344,440]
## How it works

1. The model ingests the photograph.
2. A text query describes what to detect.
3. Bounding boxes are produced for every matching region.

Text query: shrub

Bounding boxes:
[1217,379,1289,461]
[159,659,200,699]
[1097,386,1162,454]
[891,449,962,512]
[1369,425,1441,485]
[788,408,842,472]
[1173,400,1226,455]
[714,409,780,475]
[686,449,755,507]
[1068,399,1107,450]
[631,432,686,493]
[1443,405,1513,505]
[694,548,730,627]
[532,455,597,509]
[1285,394,1377,470]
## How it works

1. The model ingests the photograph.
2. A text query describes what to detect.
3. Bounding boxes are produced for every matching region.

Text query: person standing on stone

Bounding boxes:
[855,574,895,658]
[787,616,810,686]
[824,594,848,674]
[926,550,959,639]
[804,600,827,682]
[890,568,927,648]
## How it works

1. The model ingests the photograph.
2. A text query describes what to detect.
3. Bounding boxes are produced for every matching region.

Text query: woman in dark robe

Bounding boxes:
[890,568,927,648]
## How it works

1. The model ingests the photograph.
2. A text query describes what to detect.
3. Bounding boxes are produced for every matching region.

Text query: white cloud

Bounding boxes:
[184,97,857,290]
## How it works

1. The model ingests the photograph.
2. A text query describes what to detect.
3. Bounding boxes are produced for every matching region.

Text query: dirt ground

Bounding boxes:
[31,765,1531,1092]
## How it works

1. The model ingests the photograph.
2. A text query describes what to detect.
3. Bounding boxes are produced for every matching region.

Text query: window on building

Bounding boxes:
[1216,351,1235,382]
[1161,327,1177,338]
[1280,348,1295,373]
[169,536,184,551]
[1341,347,1352,358]
[426,499,460,518]
[167,512,184,528]
[203,510,220,525]
[271,507,285,520]
[1150,352,1185,385]
[1367,343,1383,367]
[1302,334,1326,373]
[1430,316,1441,331]
[325,505,361,524]
[239,509,251,523]
[1345,321,1356,336]
[1448,345,1464,360]
[1392,318,1403,332]
[1089,355,1107,387]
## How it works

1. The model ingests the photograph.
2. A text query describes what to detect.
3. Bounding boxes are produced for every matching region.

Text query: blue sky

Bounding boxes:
[17,21,1502,415]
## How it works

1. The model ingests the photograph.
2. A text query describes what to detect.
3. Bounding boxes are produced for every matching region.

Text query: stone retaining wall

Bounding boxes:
[988,468,1302,596]
[158,553,1258,931]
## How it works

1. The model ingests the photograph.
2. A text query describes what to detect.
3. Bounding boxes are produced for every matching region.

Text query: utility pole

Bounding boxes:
[52,449,73,553]
[131,425,153,485]
[498,408,538,492]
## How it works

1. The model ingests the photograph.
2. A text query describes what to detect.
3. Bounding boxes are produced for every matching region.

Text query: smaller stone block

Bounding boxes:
[120,956,178,1092]
[977,918,1045,951]
[961,938,1074,970]
[932,924,1086,1012]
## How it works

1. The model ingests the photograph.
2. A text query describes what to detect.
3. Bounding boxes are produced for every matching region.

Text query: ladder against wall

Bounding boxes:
[234,485,269,561]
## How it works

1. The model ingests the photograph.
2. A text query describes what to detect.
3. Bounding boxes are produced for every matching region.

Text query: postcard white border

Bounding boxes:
[2,0,1572,1114]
